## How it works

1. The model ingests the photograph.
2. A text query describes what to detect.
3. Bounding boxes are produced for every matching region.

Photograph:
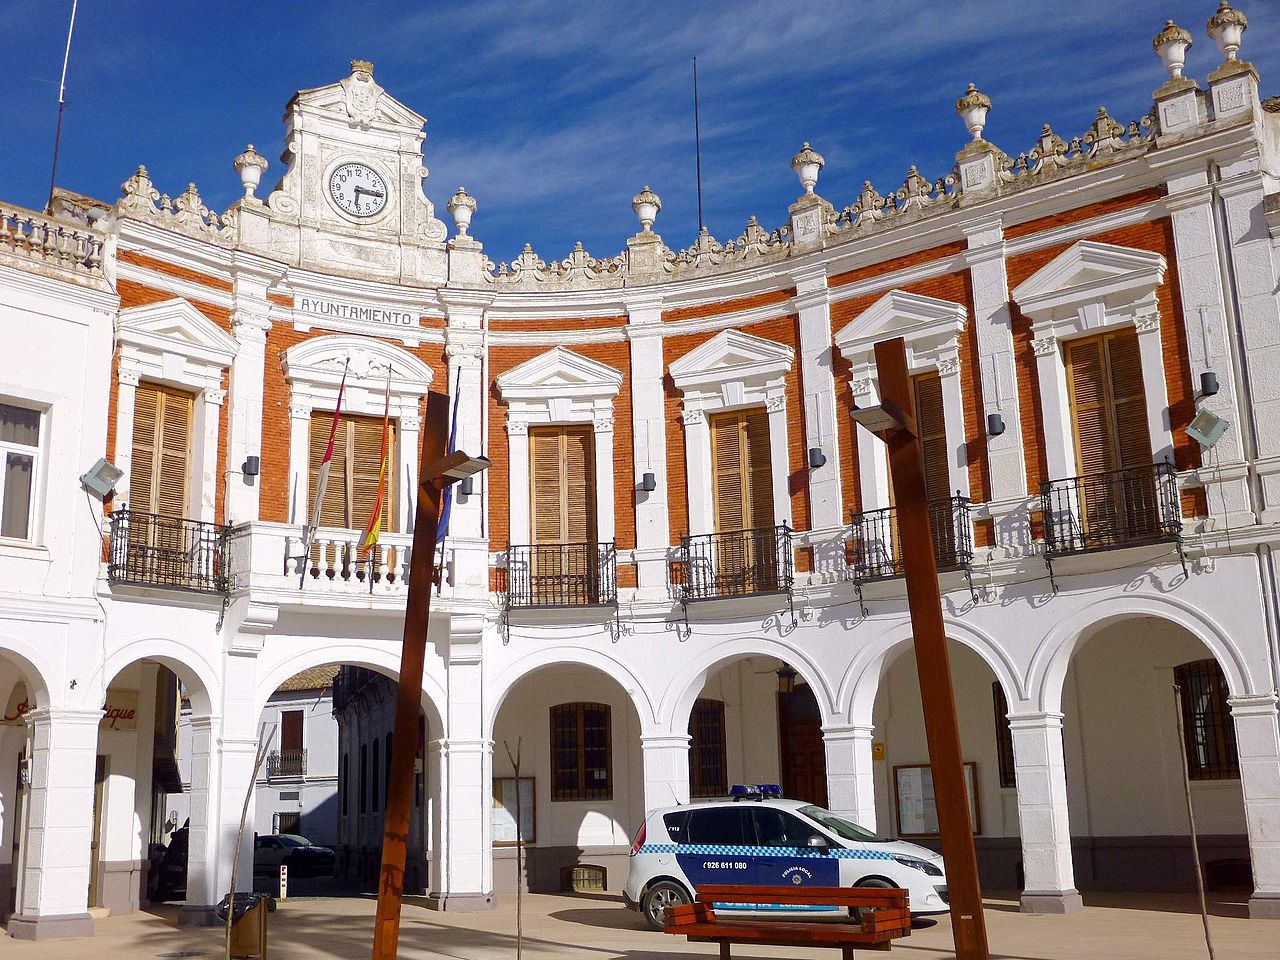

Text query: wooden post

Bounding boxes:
[371,391,451,960]
[873,337,990,960]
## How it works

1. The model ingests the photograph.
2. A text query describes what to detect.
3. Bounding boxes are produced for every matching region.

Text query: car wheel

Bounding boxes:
[640,880,690,931]
[851,877,896,923]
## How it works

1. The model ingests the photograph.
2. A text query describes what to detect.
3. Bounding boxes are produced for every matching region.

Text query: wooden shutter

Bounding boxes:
[280,710,303,753]
[913,373,951,503]
[1066,330,1152,477]
[711,408,774,533]
[129,382,192,517]
[528,426,595,544]
[308,413,397,531]
[1106,332,1151,469]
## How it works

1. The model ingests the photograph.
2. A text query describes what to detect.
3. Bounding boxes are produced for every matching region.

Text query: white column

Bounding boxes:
[1133,315,1174,467]
[766,397,791,527]
[7,707,100,940]
[684,411,713,536]
[1230,694,1280,919]
[822,724,877,830]
[182,715,220,919]
[1009,711,1082,914]
[937,355,971,499]
[641,735,691,813]
[853,380,890,511]
[114,369,140,507]
[397,414,420,533]
[963,219,1027,510]
[287,403,311,525]
[195,388,225,523]
[506,423,530,545]
[225,315,270,524]
[627,298,671,592]
[1032,338,1074,481]
[593,418,616,545]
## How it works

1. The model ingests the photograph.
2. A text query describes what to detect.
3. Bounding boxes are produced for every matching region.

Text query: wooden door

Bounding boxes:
[528,427,596,602]
[130,383,193,518]
[710,409,775,593]
[777,685,828,806]
[308,413,398,532]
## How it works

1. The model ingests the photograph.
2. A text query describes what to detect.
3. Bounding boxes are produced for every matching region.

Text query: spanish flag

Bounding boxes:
[359,373,392,557]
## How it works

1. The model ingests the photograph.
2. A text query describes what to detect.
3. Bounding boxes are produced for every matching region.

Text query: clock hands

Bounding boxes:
[353,186,385,200]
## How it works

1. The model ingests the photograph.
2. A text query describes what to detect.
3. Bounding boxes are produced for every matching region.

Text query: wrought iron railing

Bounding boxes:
[107,509,230,594]
[266,749,308,779]
[849,496,974,582]
[1040,462,1184,589]
[506,542,617,608]
[678,525,794,602]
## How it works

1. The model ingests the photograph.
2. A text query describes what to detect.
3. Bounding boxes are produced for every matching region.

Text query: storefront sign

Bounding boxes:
[296,296,416,328]
[101,689,138,730]
[2,684,31,725]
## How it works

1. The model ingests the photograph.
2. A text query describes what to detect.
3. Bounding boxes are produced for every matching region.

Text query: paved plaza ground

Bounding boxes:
[1,892,1273,960]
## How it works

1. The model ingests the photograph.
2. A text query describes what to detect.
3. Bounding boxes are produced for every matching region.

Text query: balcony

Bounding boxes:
[287,527,414,594]
[0,203,106,281]
[1040,462,1184,587]
[266,749,308,779]
[849,496,974,582]
[107,510,230,594]
[506,542,617,609]
[678,525,794,603]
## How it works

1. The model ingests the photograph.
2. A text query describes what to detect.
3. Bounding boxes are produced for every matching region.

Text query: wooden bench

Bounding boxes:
[663,884,911,960]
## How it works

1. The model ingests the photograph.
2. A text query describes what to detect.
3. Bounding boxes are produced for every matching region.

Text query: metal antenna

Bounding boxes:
[692,57,704,233]
[46,0,80,213]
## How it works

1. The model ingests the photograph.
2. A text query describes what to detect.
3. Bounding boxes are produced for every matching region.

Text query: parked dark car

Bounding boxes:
[253,834,336,878]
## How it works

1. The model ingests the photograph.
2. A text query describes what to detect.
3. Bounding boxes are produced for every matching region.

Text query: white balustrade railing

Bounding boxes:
[0,203,105,278]
[287,527,413,593]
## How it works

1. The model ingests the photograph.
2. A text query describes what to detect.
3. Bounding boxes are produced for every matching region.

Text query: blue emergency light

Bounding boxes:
[730,783,784,801]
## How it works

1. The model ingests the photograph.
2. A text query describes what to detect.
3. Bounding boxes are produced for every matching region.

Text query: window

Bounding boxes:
[685,807,748,845]
[129,383,193,517]
[280,710,304,753]
[913,373,950,503]
[992,682,1016,789]
[1065,330,1152,477]
[710,408,773,533]
[689,698,728,798]
[550,702,612,801]
[308,412,397,531]
[529,426,595,544]
[0,402,40,540]
[359,744,368,814]
[751,808,812,847]
[276,812,301,835]
[1174,659,1239,781]
[372,738,380,811]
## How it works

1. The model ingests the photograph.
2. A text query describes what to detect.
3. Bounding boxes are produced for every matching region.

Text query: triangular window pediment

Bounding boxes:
[496,347,623,402]
[834,289,967,361]
[118,298,238,366]
[669,329,794,393]
[1012,240,1166,324]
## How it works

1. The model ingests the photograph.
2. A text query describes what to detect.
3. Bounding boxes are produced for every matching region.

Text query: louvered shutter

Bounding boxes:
[1067,338,1113,477]
[129,383,192,518]
[309,412,350,528]
[1106,331,1152,469]
[712,414,746,534]
[742,408,774,531]
[563,429,593,543]
[529,428,594,544]
[913,374,951,504]
[350,415,396,535]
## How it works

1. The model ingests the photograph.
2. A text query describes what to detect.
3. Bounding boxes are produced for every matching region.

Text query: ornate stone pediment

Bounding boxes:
[1011,240,1167,326]
[495,346,623,403]
[118,298,239,369]
[291,60,425,130]
[834,289,967,363]
[669,328,794,394]
[283,334,434,393]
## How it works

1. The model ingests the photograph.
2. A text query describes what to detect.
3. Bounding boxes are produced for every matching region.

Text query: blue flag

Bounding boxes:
[436,382,461,545]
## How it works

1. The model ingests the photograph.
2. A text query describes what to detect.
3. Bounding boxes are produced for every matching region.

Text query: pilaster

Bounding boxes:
[1229,694,1280,918]
[822,724,877,830]
[640,734,691,813]
[1008,711,1082,914]
[626,294,671,592]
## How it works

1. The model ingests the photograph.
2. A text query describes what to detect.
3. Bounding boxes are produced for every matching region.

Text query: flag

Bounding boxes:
[303,359,348,554]
[359,372,393,557]
[436,380,462,545]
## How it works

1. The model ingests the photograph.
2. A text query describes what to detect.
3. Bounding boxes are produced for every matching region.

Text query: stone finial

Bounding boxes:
[351,59,374,77]
[234,144,268,201]
[631,185,661,233]
[1207,2,1247,62]
[791,142,825,195]
[1153,21,1193,79]
[956,83,992,141]
[447,187,477,236]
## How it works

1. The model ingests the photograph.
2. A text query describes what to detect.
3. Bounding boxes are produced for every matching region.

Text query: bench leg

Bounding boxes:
[719,943,731,960]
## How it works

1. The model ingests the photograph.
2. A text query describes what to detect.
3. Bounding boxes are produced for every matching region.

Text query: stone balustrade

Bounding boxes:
[0,203,105,279]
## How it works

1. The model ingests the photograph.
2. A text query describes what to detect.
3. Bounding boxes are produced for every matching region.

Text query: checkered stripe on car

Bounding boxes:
[639,843,894,861]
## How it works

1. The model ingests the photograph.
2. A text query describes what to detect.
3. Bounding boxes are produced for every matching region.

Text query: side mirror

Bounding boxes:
[806,834,828,849]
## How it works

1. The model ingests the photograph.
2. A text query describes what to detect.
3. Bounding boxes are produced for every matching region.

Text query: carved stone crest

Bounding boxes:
[341,60,384,129]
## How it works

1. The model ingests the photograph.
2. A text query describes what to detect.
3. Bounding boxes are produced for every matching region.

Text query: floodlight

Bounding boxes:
[80,458,123,499]
[1186,408,1230,449]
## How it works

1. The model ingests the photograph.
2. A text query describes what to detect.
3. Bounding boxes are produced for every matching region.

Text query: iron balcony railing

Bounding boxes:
[266,749,308,779]
[507,542,618,608]
[107,509,230,594]
[849,496,974,582]
[1040,462,1181,557]
[679,524,794,602]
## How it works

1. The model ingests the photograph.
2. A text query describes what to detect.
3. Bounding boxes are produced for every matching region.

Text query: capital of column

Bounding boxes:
[820,723,875,742]
[118,367,142,387]
[24,705,105,730]
[1007,710,1066,730]
[204,387,227,407]
[436,737,494,758]
[1228,692,1280,716]
[640,733,692,750]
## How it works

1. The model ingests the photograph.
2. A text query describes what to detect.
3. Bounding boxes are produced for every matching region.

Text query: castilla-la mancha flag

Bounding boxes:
[303,359,348,555]
[359,373,393,557]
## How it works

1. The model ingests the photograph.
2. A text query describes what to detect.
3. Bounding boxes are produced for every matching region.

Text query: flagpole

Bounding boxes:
[359,367,394,593]
[45,0,79,213]
[299,358,349,588]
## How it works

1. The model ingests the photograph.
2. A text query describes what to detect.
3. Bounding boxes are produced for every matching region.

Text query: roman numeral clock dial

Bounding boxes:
[328,162,388,218]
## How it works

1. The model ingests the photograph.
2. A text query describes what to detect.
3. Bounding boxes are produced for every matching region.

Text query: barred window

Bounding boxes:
[1174,659,1239,780]
[689,698,727,798]
[992,682,1016,789]
[550,702,611,801]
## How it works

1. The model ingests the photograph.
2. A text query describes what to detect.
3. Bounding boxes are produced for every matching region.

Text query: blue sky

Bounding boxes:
[4,1,1278,268]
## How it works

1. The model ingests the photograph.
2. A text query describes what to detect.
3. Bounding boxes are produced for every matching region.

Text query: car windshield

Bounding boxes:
[278,835,311,847]
[796,805,882,842]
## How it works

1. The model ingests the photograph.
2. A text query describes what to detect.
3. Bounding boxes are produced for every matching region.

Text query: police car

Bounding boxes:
[623,784,949,930]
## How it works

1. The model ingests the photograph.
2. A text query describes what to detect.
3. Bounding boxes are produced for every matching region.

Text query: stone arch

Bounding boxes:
[0,632,57,708]
[90,636,220,716]
[1029,594,1254,714]
[253,640,446,729]
[659,636,839,736]
[838,618,1024,723]
[486,645,658,735]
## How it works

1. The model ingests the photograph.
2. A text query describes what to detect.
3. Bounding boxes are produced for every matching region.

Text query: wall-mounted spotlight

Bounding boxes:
[986,412,1006,437]
[1186,408,1230,449]
[807,447,827,469]
[80,458,123,499]
[458,476,474,496]
[242,455,261,477]
[1200,371,1220,398]
[640,472,657,492]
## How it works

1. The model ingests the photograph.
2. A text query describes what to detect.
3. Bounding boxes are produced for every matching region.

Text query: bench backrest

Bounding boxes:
[695,884,908,910]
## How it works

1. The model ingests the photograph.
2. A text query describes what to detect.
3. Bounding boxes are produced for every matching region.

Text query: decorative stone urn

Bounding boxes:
[631,185,661,233]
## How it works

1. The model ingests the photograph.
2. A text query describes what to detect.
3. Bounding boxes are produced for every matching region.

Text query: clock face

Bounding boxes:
[328,162,388,218]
